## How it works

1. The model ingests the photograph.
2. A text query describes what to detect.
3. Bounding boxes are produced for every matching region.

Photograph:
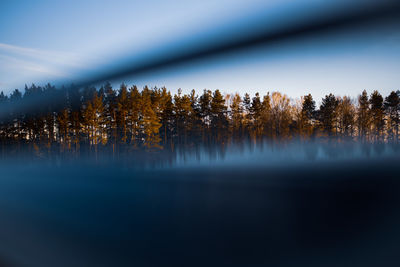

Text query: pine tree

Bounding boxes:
[199,89,212,143]
[92,92,105,146]
[57,109,70,151]
[82,101,95,146]
[242,93,252,139]
[261,93,272,138]
[188,89,202,145]
[230,93,244,141]
[103,82,117,153]
[0,92,9,142]
[210,89,228,143]
[173,89,193,145]
[141,88,161,149]
[251,93,263,140]
[318,94,339,136]
[300,94,316,138]
[128,86,141,147]
[384,91,400,142]
[68,84,83,153]
[10,89,23,141]
[369,90,385,141]
[117,84,129,144]
[357,90,370,141]
[159,88,174,147]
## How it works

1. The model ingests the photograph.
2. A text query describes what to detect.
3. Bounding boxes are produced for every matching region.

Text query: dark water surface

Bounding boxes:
[0,143,400,266]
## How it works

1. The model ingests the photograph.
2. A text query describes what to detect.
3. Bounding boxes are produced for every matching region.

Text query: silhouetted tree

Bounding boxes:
[357,90,370,141]
[173,89,193,146]
[199,89,212,143]
[104,82,117,154]
[128,85,141,147]
[117,84,129,144]
[261,93,272,138]
[369,90,385,141]
[230,93,244,141]
[384,91,400,142]
[210,89,228,143]
[141,87,162,149]
[250,92,263,141]
[318,94,339,136]
[300,94,316,138]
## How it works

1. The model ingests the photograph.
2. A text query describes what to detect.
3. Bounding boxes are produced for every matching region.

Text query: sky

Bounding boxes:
[0,0,399,102]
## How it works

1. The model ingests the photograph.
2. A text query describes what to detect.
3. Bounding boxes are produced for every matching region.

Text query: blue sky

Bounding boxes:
[0,0,399,101]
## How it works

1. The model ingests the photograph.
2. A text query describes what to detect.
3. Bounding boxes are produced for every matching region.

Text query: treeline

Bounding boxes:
[0,83,399,157]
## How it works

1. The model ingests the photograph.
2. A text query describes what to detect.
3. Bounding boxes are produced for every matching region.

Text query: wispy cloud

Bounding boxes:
[0,43,83,68]
[0,43,88,90]
[0,54,68,77]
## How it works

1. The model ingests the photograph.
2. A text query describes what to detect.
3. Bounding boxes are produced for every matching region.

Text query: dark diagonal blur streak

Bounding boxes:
[74,0,400,88]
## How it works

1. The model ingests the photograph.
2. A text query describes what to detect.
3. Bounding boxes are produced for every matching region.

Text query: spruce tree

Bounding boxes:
[318,94,339,136]
[251,93,263,140]
[199,89,212,143]
[211,89,228,143]
[261,93,272,138]
[141,89,161,149]
[384,91,400,142]
[300,94,316,138]
[369,90,385,141]
[117,84,129,144]
[357,90,370,141]
[230,93,243,140]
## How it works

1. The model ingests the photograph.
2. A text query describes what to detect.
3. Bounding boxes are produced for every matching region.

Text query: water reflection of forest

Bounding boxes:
[3,139,399,170]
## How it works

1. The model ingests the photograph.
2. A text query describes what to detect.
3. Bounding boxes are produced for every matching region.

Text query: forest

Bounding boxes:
[0,83,399,159]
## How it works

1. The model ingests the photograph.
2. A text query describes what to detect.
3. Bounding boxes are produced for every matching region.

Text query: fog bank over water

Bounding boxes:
[2,140,399,170]
[165,140,400,169]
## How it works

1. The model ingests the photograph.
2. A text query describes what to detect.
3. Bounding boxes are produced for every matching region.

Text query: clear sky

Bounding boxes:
[1,0,399,102]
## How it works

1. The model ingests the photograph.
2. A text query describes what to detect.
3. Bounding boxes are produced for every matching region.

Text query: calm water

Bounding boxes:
[0,141,399,266]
